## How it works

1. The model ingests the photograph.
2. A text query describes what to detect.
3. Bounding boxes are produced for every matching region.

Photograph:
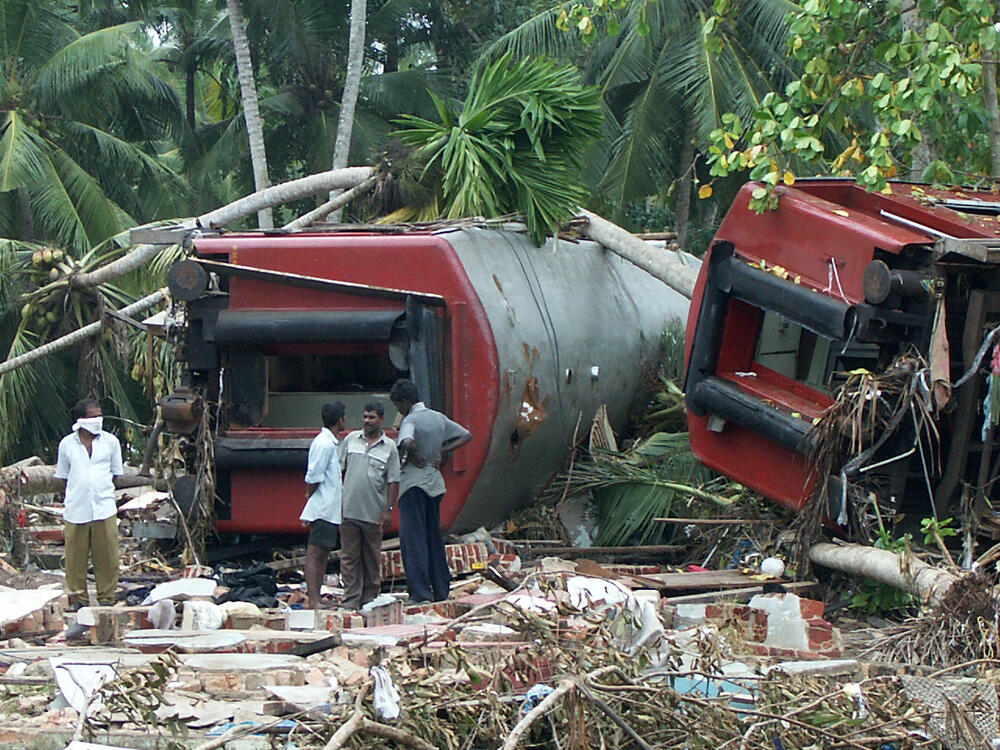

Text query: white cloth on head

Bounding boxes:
[54,429,123,524]
[74,417,103,435]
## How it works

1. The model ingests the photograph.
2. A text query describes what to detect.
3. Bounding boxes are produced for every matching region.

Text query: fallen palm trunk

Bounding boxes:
[71,167,374,289]
[809,541,960,607]
[283,174,378,229]
[0,289,168,377]
[0,464,165,497]
[574,208,697,299]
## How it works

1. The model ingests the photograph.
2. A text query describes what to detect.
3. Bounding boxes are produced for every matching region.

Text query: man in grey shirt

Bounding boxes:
[389,379,472,603]
[339,402,400,610]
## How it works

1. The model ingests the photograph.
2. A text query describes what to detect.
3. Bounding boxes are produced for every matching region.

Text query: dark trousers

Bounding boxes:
[398,487,450,601]
[339,518,382,610]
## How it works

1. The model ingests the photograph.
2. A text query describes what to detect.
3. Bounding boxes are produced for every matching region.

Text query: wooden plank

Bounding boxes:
[651,517,778,525]
[520,545,685,558]
[663,580,819,605]
[0,675,52,685]
[630,570,775,591]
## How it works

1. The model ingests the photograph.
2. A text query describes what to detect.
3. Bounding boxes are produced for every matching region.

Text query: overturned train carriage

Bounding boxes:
[167,226,691,535]
[685,179,1000,520]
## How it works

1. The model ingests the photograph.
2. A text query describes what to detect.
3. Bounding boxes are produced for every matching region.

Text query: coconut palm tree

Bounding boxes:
[328,0,368,222]
[487,0,796,241]
[0,0,187,461]
[225,0,273,228]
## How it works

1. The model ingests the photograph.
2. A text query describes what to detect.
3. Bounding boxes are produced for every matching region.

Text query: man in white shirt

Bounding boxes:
[54,398,125,610]
[300,402,345,609]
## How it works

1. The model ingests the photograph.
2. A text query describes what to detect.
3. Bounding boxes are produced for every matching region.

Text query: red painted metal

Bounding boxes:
[193,232,498,535]
[686,179,1000,510]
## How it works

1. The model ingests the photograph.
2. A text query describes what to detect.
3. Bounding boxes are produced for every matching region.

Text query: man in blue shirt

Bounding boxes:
[300,402,345,610]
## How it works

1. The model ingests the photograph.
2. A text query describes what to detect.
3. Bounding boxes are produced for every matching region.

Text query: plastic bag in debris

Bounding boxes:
[182,600,225,630]
[370,665,401,720]
[148,599,176,630]
[566,576,631,610]
[522,683,555,713]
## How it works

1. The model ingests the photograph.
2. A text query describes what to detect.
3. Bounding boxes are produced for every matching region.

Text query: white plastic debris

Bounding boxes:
[760,557,785,578]
[147,599,176,630]
[181,600,225,630]
[566,576,631,610]
[748,593,809,651]
[370,665,401,720]
[142,577,217,604]
[506,594,557,613]
[50,657,117,713]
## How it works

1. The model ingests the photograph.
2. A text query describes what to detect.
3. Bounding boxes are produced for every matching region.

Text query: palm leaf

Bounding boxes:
[394,54,603,243]
[28,148,126,250]
[0,0,74,67]
[34,23,143,107]
[0,112,49,191]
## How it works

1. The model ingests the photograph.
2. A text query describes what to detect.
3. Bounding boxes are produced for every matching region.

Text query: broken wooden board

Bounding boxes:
[631,570,779,592]
[663,580,819,605]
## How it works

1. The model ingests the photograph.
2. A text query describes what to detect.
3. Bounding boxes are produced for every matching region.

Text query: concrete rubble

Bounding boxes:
[0,519,995,750]
[0,487,992,748]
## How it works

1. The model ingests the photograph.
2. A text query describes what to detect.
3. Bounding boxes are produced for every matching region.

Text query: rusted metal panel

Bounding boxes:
[448,229,693,531]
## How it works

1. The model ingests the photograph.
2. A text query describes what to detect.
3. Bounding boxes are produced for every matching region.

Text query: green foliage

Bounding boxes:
[849,526,916,616]
[591,432,718,546]
[702,0,999,210]
[394,53,603,243]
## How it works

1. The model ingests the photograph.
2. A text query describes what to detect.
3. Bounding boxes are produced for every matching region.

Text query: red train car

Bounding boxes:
[685,179,1000,518]
[164,225,691,535]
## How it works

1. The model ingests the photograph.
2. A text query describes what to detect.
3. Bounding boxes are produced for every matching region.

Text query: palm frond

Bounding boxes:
[34,22,143,107]
[0,112,49,192]
[0,322,72,462]
[0,0,74,67]
[481,6,572,62]
[29,148,125,250]
[394,54,603,243]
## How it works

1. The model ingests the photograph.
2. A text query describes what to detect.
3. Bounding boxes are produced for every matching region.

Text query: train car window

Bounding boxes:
[260,345,406,428]
[753,311,878,392]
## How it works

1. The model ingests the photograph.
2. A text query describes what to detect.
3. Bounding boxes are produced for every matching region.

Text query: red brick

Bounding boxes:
[798,598,825,620]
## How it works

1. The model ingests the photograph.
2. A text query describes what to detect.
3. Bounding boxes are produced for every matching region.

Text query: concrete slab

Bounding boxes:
[122,629,245,653]
[0,589,63,628]
[182,653,303,671]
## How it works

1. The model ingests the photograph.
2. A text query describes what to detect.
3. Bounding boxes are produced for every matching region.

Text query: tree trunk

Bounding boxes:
[575,208,697,299]
[0,464,166,497]
[902,6,938,181]
[186,59,197,132]
[0,289,168,376]
[283,174,377,230]
[984,52,1000,178]
[327,0,368,222]
[809,542,959,608]
[16,187,34,241]
[70,167,373,288]
[674,113,696,251]
[226,0,273,229]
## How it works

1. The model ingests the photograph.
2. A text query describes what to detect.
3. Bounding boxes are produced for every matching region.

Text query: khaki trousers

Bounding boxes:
[339,518,382,610]
[64,516,120,605]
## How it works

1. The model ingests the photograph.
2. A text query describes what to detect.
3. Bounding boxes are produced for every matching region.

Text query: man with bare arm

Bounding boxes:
[301,402,345,610]
[338,402,400,610]
[389,380,472,604]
